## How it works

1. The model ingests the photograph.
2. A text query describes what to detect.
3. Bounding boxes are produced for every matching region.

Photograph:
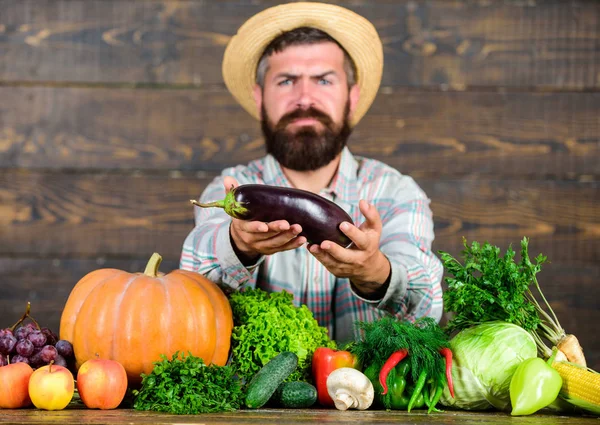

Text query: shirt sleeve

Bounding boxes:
[350,175,444,323]
[179,174,264,292]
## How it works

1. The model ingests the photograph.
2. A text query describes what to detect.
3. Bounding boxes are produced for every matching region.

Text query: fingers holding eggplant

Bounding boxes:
[307,200,390,290]
[307,244,355,277]
[236,219,270,234]
[310,240,391,298]
[236,219,295,236]
[256,232,307,255]
[357,200,383,234]
[223,176,240,192]
[308,240,366,278]
[249,224,306,254]
[338,221,369,250]
[231,218,306,258]
[191,181,358,264]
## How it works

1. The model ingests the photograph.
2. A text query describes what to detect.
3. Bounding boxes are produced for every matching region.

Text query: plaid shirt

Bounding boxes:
[180,147,443,343]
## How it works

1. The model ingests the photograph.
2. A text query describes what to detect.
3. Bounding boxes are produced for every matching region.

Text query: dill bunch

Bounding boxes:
[350,316,449,383]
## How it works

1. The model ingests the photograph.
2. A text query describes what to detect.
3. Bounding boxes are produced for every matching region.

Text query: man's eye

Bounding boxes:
[318,78,331,85]
[278,79,292,86]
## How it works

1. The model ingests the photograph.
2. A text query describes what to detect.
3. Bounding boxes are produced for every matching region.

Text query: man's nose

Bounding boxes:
[294,79,314,109]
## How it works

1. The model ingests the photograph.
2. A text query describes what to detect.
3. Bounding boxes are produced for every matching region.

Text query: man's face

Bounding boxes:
[254,42,359,171]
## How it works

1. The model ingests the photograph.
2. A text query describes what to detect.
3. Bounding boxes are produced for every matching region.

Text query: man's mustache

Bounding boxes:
[275,107,334,131]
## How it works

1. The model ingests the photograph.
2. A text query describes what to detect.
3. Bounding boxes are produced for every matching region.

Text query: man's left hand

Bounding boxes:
[307,199,391,298]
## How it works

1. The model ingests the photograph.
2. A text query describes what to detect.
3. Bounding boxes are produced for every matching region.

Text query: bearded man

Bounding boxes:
[180,3,443,343]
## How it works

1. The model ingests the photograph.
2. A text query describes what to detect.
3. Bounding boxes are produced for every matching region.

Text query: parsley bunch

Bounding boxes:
[439,236,566,359]
[132,352,243,414]
[440,237,543,333]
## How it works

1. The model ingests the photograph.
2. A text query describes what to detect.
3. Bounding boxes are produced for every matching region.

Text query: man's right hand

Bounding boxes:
[224,176,306,264]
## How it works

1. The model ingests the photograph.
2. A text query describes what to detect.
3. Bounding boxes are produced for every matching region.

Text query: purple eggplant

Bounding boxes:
[190,184,354,247]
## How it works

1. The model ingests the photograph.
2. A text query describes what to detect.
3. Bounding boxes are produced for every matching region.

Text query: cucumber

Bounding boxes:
[271,381,317,408]
[245,351,299,409]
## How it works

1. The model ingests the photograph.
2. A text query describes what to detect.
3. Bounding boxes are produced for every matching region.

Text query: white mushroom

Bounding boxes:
[326,367,374,411]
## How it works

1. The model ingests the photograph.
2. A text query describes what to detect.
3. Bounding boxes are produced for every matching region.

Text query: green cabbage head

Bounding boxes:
[440,321,537,411]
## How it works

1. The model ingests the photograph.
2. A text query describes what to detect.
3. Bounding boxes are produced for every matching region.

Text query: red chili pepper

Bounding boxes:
[379,349,408,395]
[312,347,359,407]
[439,347,455,398]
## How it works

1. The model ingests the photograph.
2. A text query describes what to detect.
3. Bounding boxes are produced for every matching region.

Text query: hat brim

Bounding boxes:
[222,2,384,128]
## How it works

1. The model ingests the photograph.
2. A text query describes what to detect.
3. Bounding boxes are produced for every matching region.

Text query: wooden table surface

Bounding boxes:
[1,408,598,425]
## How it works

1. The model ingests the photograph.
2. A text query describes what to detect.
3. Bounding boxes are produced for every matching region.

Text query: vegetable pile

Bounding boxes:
[439,237,600,416]
[228,288,336,384]
[10,227,596,417]
[439,237,586,365]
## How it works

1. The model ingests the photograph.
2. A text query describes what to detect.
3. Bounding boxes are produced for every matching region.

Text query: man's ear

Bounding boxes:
[253,85,263,118]
[348,84,360,118]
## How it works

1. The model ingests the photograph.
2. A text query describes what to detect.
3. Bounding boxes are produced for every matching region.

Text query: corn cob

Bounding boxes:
[551,360,600,415]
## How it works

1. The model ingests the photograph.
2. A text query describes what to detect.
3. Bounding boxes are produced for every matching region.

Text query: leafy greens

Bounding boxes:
[351,316,449,384]
[229,288,336,384]
[132,352,243,414]
[439,236,566,359]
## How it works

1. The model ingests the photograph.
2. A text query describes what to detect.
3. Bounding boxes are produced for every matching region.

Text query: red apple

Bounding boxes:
[28,362,74,410]
[0,361,34,408]
[76,357,127,409]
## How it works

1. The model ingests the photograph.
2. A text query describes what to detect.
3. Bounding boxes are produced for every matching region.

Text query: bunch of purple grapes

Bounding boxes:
[0,323,74,370]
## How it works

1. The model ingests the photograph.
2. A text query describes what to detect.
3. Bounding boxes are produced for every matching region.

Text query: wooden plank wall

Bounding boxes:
[1,1,598,369]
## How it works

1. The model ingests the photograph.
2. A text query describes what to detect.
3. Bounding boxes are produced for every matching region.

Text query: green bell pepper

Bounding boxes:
[388,376,408,409]
[363,363,384,408]
[509,349,563,416]
[365,359,422,410]
[365,358,447,412]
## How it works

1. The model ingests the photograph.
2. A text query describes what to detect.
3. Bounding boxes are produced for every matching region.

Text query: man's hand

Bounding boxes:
[224,176,306,264]
[308,199,391,298]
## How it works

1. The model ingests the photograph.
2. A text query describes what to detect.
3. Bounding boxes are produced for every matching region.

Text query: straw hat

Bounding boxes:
[222,2,384,127]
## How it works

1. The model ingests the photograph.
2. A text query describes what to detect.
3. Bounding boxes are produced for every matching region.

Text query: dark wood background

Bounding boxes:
[1,1,598,369]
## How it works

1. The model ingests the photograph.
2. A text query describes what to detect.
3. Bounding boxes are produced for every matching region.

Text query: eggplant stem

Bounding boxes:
[190,199,225,209]
[190,191,249,219]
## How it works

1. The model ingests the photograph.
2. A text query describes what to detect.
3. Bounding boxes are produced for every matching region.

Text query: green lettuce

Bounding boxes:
[229,288,336,384]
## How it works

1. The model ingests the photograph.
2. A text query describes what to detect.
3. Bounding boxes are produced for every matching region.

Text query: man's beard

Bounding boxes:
[261,102,352,171]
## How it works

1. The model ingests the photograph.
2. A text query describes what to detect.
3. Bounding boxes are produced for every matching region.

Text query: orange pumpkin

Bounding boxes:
[59,253,233,387]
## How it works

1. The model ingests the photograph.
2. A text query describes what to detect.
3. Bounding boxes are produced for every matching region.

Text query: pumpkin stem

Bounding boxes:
[144,253,163,277]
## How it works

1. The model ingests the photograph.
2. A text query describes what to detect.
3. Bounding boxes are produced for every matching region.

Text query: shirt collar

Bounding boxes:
[324,146,360,204]
[262,146,360,204]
